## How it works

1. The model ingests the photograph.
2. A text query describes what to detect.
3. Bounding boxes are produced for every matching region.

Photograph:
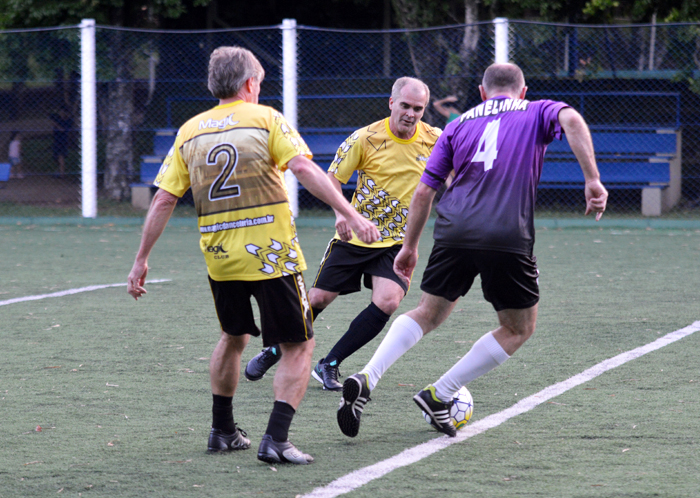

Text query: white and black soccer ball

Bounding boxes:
[423,386,474,430]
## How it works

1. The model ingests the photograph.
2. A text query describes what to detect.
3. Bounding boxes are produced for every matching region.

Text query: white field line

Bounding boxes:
[0,279,172,307]
[302,320,700,498]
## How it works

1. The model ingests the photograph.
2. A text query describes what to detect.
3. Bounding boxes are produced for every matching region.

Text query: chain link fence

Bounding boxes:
[1,21,699,218]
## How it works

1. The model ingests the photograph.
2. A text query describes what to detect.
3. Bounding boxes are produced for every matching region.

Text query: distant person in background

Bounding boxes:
[433,95,462,124]
[8,132,23,179]
[49,107,72,178]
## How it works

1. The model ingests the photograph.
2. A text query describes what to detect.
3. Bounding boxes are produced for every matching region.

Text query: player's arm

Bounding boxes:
[558,107,608,220]
[433,95,459,118]
[324,172,355,241]
[287,155,379,244]
[393,182,437,285]
[127,188,179,300]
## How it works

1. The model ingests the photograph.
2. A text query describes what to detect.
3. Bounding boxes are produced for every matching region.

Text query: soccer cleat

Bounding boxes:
[245,346,281,381]
[257,434,314,465]
[311,358,343,391]
[337,373,371,437]
[413,385,457,437]
[207,426,251,452]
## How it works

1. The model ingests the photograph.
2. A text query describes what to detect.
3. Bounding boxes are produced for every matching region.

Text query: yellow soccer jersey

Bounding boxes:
[154,100,310,281]
[328,118,441,248]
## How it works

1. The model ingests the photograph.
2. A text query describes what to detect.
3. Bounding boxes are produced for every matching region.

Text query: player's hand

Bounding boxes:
[127,261,149,300]
[347,214,381,245]
[584,179,608,221]
[335,214,353,241]
[393,246,417,287]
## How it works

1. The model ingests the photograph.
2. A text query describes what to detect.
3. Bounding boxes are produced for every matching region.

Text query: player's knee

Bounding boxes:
[373,295,401,315]
[500,321,536,341]
[280,338,315,361]
[219,331,248,353]
[308,288,335,309]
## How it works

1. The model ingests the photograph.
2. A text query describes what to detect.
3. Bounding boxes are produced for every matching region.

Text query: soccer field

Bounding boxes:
[1,221,699,497]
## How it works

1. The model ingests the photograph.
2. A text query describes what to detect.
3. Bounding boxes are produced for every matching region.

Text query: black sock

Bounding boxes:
[265,400,296,442]
[212,394,236,433]
[325,302,391,366]
[311,306,324,322]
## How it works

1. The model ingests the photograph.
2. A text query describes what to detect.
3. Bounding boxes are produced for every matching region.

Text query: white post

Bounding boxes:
[494,17,509,64]
[648,11,657,71]
[282,18,299,217]
[80,19,97,218]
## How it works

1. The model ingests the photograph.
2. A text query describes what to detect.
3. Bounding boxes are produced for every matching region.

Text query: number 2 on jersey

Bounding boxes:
[208,143,241,201]
[472,118,500,172]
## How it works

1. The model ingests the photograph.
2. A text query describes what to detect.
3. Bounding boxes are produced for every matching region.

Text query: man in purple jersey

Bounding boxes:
[337,62,608,438]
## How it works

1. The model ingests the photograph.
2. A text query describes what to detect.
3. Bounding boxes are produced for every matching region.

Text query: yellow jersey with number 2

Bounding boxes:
[154,100,310,281]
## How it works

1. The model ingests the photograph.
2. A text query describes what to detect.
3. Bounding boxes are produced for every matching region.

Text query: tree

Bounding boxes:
[0,0,210,200]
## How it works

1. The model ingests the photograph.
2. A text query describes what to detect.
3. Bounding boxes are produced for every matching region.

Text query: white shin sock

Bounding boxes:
[360,314,424,391]
[433,331,510,402]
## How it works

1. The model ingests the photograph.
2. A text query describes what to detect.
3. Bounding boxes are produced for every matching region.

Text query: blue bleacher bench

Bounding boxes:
[131,156,164,210]
[131,129,176,209]
[0,162,10,187]
[301,129,358,189]
[153,129,177,156]
[542,127,682,216]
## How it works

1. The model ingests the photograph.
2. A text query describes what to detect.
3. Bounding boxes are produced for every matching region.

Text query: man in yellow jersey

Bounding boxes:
[126,46,379,465]
[245,77,441,391]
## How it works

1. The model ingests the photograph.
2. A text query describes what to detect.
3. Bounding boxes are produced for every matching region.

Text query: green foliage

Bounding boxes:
[390,0,461,28]
[0,0,212,28]
[664,0,700,22]
[582,0,620,18]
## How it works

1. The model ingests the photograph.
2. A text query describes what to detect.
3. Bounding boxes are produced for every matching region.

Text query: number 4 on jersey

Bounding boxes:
[472,118,500,172]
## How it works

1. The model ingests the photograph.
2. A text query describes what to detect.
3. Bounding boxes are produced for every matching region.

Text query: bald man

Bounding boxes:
[337,63,608,438]
[245,77,442,392]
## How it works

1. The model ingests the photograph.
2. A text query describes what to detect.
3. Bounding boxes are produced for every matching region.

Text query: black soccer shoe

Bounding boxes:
[337,373,371,437]
[311,358,343,391]
[244,346,281,381]
[257,434,314,465]
[413,385,457,437]
[207,426,251,452]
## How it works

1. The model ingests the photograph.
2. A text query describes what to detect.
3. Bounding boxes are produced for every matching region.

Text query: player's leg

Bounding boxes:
[301,240,377,390]
[337,244,471,437]
[398,295,462,437]
[244,288,334,383]
[360,244,471,392]
[256,273,315,464]
[337,292,455,437]
[317,276,403,390]
[431,251,539,403]
[362,291,456,391]
[207,278,257,452]
[430,304,537,405]
[244,239,348,381]
[307,287,339,318]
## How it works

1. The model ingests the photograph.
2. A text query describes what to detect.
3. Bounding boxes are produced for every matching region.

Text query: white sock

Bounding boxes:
[433,331,510,402]
[360,314,424,391]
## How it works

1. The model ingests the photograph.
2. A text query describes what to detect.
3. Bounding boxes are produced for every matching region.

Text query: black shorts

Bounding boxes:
[312,239,408,295]
[208,273,313,347]
[420,245,539,311]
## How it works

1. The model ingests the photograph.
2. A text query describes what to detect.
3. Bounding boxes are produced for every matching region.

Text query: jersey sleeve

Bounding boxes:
[153,132,191,197]
[327,130,363,184]
[539,100,570,144]
[268,111,312,172]
[420,131,453,190]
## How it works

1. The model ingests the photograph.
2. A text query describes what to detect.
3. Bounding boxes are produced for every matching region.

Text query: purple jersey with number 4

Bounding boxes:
[421,96,569,256]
